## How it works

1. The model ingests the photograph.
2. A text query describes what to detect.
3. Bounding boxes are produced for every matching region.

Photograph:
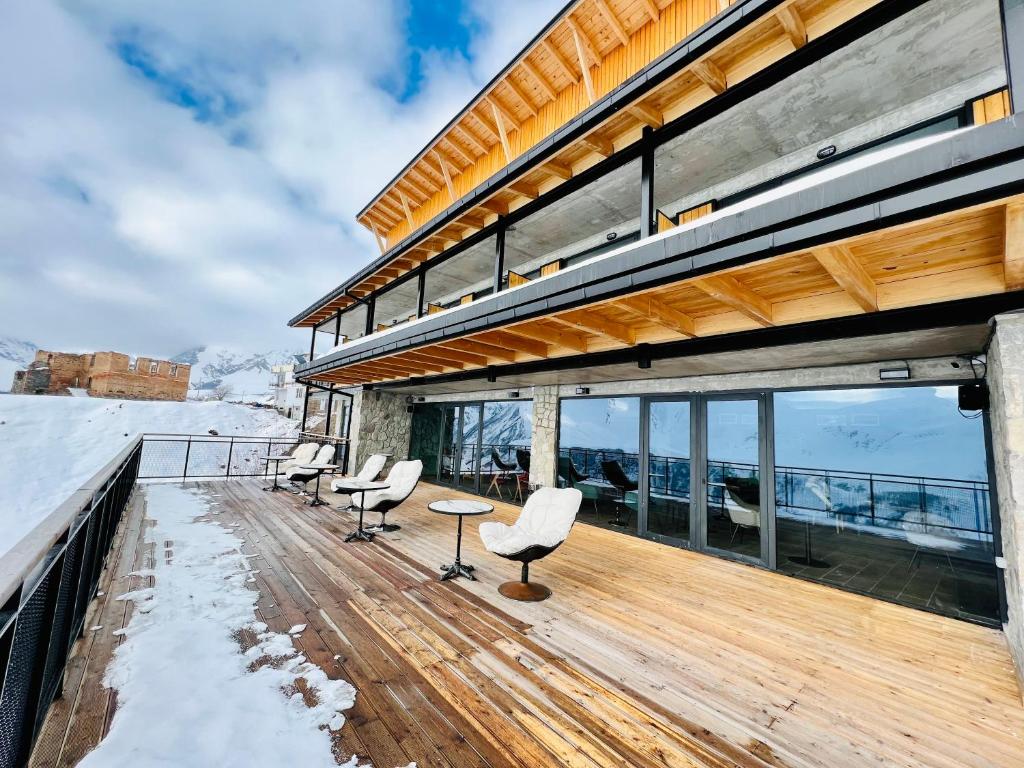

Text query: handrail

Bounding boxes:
[0,435,142,610]
[0,434,142,767]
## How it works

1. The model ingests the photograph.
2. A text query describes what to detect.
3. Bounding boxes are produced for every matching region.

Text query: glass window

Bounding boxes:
[373,277,420,330]
[312,316,339,358]
[773,386,998,624]
[647,400,691,542]
[504,158,641,284]
[654,0,1003,223]
[557,397,640,533]
[479,401,533,502]
[335,303,368,347]
[423,235,496,313]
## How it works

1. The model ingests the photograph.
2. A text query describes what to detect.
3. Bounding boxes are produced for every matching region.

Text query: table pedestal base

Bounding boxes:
[345,528,375,543]
[367,523,401,533]
[498,581,551,601]
[440,562,475,581]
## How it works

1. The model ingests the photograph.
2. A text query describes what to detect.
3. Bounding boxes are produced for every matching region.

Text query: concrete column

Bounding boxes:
[530,385,559,487]
[348,390,412,474]
[988,311,1024,690]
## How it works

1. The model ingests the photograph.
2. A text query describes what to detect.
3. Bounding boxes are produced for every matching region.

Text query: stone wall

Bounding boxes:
[530,385,558,487]
[988,312,1024,693]
[349,390,412,475]
[10,350,190,400]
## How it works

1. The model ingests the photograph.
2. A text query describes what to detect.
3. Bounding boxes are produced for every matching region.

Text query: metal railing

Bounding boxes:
[138,434,299,480]
[558,448,992,539]
[0,436,142,767]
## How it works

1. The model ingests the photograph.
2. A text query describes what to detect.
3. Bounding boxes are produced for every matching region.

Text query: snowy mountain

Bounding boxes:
[174,345,304,402]
[0,337,38,391]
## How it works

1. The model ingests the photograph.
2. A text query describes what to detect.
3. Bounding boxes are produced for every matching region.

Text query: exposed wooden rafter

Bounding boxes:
[594,0,630,47]
[613,295,696,336]
[489,98,513,163]
[521,58,558,102]
[564,16,601,66]
[503,76,539,116]
[503,323,588,353]
[540,39,579,84]
[397,189,415,229]
[691,274,773,325]
[433,150,456,202]
[692,59,728,95]
[581,133,613,157]
[628,102,663,128]
[543,160,574,180]
[776,6,807,49]
[570,23,596,103]
[475,330,549,358]
[550,311,636,345]
[1006,202,1024,291]
[640,0,661,23]
[812,245,878,312]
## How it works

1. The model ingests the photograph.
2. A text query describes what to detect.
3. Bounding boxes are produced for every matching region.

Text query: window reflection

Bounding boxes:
[557,397,640,533]
[647,400,691,542]
[773,386,998,624]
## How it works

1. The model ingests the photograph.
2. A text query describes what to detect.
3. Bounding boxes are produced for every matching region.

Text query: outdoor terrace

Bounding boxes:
[30,473,1024,767]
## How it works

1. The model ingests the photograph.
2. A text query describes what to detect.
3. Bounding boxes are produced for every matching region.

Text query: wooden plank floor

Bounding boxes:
[33,478,1024,767]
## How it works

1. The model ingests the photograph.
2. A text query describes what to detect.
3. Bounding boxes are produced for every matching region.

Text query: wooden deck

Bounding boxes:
[33,478,1024,767]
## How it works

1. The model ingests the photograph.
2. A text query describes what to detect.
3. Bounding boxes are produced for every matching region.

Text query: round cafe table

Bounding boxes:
[333,479,390,542]
[259,455,289,492]
[298,464,338,507]
[428,499,493,582]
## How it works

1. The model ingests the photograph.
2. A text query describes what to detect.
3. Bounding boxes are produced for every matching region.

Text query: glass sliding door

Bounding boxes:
[700,396,771,565]
[457,404,482,493]
[480,400,532,503]
[645,399,693,543]
[773,385,999,624]
[438,405,459,485]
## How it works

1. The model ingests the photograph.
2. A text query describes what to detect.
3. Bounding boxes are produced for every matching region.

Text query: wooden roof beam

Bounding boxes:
[404,350,465,370]
[521,58,558,102]
[594,0,630,47]
[565,16,601,66]
[423,345,488,367]
[479,198,509,216]
[471,107,501,143]
[570,23,596,103]
[390,354,446,373]
[407,166,439,195]
[628,102,663,129]
[692,59,727,95]
[439,338,516,363]
[454,124,489,156]
[397,178,428,204]
[503,77,538,117]
[581,133,613,157]
[692,275,773,325]
[613,295,696,336]
[540,39,579,85]
[475,330,549,358]
[487,94,521,131]
[503,323,588,354]
[777,6,807,50]
[640,0,660,23]
[508,181,539,200]
[442,137,474,166]
[550,310,636,345]
[367,220,386,255]
[488,98,513,163]
[397,189,415,229]
[1005,202,1024,291]
[432,150,456,202]
[543,160,573,180]
[812,245,877,312]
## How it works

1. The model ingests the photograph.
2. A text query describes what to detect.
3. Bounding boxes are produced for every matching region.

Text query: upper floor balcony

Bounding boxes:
[293,0,1021,387]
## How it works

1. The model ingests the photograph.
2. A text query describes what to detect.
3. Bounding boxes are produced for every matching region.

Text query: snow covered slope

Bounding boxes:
[174,345,304,402]
[0,337,37,392]
[0,394,297,557]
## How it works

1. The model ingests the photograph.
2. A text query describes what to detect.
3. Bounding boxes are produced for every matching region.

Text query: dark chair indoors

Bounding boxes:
[515,448,532,502]
[601,459,638,527]
[479,487,582,601]
[486,448,518,499]
[558,455,598,512]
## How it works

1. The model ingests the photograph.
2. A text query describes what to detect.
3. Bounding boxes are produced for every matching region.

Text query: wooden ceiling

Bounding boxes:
[296,0,884,328]
[308,196,1024,387]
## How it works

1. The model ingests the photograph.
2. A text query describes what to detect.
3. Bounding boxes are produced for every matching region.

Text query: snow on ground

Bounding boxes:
[0,394,296,558]
[79,484,357,768]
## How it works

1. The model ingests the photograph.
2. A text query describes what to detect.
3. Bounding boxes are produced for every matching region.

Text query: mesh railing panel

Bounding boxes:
[0,571,53,767]
[139,439,188,478]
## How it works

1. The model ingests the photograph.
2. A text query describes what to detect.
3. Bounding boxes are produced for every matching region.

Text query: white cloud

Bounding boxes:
[0,0,564,357]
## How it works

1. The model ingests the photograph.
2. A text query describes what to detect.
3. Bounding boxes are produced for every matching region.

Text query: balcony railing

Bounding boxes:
[0,436,142,767]
[559,448,991,540]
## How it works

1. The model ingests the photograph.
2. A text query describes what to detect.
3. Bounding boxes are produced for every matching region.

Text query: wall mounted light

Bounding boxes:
[575,386,590,395]
[816,144,837,160]
[879,365,910,381]
[508,391,520,398]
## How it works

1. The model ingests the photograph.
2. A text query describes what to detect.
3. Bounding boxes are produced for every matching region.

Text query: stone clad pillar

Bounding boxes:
[348,389,412,474]
[988,311,1024,691]
[530,386,559,488]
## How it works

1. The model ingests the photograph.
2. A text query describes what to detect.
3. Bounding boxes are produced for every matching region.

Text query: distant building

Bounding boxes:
[11,351,190,401]
[270,356,307,418]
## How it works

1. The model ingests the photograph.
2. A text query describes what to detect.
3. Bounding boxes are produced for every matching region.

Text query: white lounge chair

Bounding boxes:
[479,486,581,602]
[285,444,335,489]
[280,442,318,476]
[724,479,760,545]
[331,453,389,509]
[357,460,423,532]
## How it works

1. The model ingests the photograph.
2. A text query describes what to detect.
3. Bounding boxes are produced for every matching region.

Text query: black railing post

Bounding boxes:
[182,436,192,482]
[868,475,876,525]
[226,437,234,478]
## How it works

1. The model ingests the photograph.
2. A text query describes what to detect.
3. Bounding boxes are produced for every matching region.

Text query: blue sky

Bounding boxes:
[0,0,562,357]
